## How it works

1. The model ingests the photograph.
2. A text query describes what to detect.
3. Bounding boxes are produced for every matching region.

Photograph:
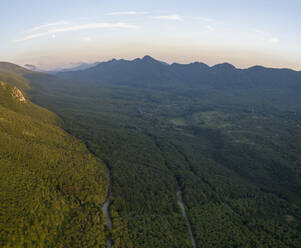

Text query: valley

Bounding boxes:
[2,1,301,247]
[29,56,301,247]
[1,57,301,247]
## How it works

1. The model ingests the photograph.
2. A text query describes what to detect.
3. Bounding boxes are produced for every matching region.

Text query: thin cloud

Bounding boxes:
[193,16,215,22]
[153,15,183,21]
[81,37,92,41]
[14,22,140,42]
[24,21,69,33]
[205,25,215,31]
[107,11,148,15]
[254,29,269,36]
[268,37,279,44]
[254,29,280,44]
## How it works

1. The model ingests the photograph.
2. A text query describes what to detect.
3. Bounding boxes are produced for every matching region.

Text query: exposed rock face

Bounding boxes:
[11,86,26,103]
[0,81,26,103]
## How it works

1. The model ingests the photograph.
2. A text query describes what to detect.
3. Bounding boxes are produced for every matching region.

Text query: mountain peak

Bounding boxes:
[142,55,157,62]
[247,65,266,71]
[211,62,236,71]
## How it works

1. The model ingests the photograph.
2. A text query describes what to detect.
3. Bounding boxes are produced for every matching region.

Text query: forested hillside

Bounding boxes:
[0,59,301,247]
[0,67,109,247]
[27,56,301,247]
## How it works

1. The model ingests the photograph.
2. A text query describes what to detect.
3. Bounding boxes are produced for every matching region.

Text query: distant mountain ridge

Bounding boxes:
[0,62,32,75]
[1,58,300,93]
[54,62,101,73]
[56,55,300,74]
[56,55,301,90]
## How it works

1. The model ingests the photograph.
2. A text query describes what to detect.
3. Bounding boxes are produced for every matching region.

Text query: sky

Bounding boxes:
[1,0,300,70]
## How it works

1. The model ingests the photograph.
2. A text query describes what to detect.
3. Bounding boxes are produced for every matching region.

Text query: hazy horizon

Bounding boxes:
[1,0,301,70]
[4,54,301,72]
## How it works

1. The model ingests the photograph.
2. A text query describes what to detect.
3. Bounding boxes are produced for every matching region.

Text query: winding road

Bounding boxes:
[102,164,196,248]
[102,167,112,248]
[177,189,196,248]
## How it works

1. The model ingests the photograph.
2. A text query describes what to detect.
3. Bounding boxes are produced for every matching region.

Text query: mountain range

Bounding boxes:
[57,55,301,90]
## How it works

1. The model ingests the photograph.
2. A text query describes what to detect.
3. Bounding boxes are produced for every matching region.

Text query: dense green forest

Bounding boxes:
[28,57,301,247]
[0,65,109,247]
[1,58,301,247]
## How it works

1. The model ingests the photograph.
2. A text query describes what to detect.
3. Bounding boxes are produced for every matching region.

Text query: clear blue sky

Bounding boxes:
[1,0,300,70]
